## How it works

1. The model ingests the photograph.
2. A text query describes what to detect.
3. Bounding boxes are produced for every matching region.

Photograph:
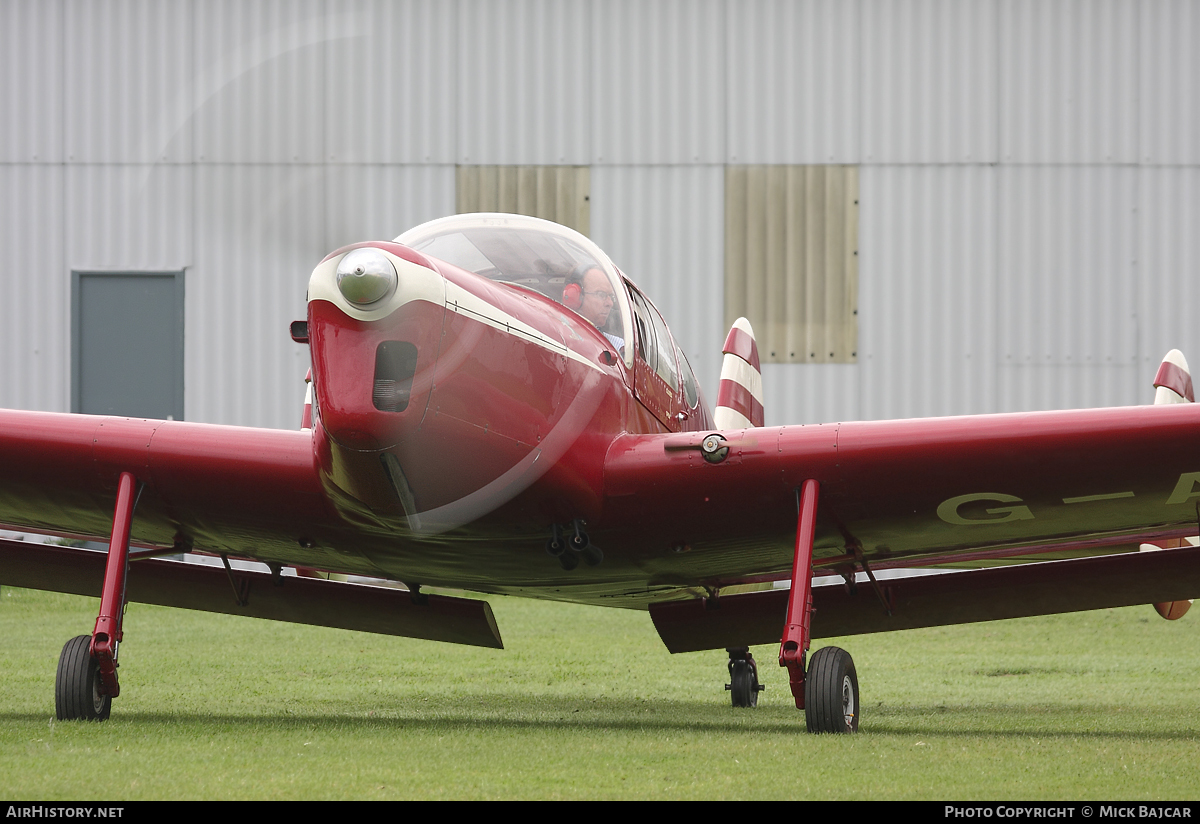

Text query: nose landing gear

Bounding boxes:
[545,520,603,570]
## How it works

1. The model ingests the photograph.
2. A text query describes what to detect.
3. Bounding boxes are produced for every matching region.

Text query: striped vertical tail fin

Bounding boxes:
[1153,349,1194,404]
[1140,349,1195,619]
[302,368,313,430]
[714,318,764,429]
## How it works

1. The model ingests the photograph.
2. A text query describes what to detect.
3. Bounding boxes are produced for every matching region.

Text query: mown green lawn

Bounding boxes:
[1,586,1198,799]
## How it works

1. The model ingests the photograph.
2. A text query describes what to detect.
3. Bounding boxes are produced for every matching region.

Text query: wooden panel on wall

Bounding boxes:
[457,165,591,237]
[726,165,858,363]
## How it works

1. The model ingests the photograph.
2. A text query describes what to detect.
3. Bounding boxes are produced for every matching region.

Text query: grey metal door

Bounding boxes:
[72,271,185,420]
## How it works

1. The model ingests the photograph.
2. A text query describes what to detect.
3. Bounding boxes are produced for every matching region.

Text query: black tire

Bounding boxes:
[729,659,759,708]
[569,529,590,552]
[804,646,858,733]
[55,635,111,722]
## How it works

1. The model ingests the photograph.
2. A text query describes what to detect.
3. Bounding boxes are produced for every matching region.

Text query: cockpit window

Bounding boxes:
[626,285,679,393]
[679,346,699,409]
[411,231,498,278]
[397,214,633,366]
[410,228,591,289]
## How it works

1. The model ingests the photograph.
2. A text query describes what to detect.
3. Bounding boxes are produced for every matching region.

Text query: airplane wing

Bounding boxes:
[6,401,1197,648]
[0,409,503,648]
[0,409,327,554]
[602,403,1200,650]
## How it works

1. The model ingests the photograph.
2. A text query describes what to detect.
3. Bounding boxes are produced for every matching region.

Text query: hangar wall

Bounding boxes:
[1,0,1198,429]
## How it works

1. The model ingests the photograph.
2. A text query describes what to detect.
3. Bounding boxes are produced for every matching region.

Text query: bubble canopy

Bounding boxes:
[396,214,633,366]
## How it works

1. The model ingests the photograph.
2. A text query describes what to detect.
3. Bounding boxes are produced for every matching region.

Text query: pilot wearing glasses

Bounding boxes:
[563,263,624,352]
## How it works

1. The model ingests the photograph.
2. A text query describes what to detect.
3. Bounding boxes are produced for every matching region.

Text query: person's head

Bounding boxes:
[564,264,616,328]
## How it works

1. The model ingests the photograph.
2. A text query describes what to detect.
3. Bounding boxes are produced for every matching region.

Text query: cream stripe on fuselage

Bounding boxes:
[443,281,606,375]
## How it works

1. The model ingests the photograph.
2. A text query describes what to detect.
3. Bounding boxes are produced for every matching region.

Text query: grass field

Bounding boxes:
[2,585,1199,800]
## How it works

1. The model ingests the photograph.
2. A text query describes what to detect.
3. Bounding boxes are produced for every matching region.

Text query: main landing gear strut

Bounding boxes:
[55,471,141,721]
[724,479,860,732]
[778,479,859,733]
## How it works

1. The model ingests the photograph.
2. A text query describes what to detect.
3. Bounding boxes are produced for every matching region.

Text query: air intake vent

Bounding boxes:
[373,341,418,412]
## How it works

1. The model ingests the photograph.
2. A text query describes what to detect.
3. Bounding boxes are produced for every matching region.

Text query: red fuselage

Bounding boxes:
[307,240,714,583]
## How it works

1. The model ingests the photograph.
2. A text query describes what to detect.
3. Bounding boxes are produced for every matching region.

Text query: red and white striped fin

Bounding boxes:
[714,317,764,429]
[301,368,313,430]
[1144,350,1195,619]
[1153,349,1193,404]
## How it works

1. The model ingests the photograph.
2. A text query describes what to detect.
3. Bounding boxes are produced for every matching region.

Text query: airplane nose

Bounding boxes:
[304,244,448,519]
[308,299,442,452]
[306,243,447,453]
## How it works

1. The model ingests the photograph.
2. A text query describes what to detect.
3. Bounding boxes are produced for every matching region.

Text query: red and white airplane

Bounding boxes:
[3,213,1199,733]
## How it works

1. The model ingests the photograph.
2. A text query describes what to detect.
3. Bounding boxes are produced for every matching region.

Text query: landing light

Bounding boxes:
[336,248,397,306]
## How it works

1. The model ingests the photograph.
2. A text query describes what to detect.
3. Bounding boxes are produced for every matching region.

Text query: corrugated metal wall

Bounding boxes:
[2,0,1198,429]
[591,165,726,402]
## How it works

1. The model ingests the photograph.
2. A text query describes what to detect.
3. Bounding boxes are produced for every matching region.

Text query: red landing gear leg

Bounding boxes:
[55,471,139,721]
[778,479,859,733]
[779,479,818,710]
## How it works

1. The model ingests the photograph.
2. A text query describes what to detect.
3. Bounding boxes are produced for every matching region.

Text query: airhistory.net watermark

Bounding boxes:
[6,808,123,818]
